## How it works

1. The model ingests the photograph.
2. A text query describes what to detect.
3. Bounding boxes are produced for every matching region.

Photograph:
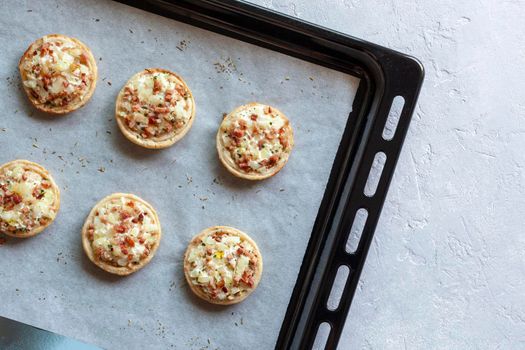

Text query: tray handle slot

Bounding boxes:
[382,95,405,141]
[345,208,368,254]
[312,322,331,350]
[363,152,387,197]
[326,265,351,311]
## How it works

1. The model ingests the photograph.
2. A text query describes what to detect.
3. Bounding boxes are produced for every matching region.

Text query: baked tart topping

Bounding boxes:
[219,104,293,174]
[0,164,58,235]
[86,196,160,267]
[20,35,95,108]
[117,69,193,140]
[186,228,261,301]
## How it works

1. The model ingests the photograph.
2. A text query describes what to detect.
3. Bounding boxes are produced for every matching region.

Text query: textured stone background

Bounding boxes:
[250,0,525,349]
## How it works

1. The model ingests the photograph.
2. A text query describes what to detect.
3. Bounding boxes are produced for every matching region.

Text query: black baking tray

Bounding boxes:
[0,0,423,349]
[113,0,424,349]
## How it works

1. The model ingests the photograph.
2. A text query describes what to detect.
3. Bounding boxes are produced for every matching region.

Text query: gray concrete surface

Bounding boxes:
[250,0,525,348]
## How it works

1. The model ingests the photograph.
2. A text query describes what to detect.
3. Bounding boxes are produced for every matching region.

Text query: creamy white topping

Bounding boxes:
[219,104,292,173]
[0,165,57,234]
[186,228,260,301]
[117,70,193,139]
[86,196,159,267]
[20,35,94,108]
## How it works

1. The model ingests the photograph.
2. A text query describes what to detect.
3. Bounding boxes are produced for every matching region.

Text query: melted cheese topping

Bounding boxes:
[117,70,193,139]
[219,104,292,173]
[186,229,260,301]
[20,35,94,108]
[0,165,57,234]
[86,196,160,267]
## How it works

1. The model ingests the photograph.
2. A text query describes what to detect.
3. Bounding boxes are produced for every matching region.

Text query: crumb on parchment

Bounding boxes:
[213,57,237,74]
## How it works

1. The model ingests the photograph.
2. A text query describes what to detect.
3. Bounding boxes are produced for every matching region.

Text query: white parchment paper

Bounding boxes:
[0,0,359,348]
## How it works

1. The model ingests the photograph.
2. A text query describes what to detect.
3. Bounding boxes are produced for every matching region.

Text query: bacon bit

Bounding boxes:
[236,247,244,255]
[165,123,174,132]
[138,237,145,244]
[232,129,244,138]
[32,187,44,199]
[268,154,279,165]
[155,106,169,114]
[175,84,185,96]
[132,104,141,112]
[12,194,22,204]
[114,225,126,233]
[126,201,135,208]
[120,211,131,220]
[241,271,254,287]
[164,93,172,102]
[250,114,258,121]
[175,120,184,129]
[121,248,128,255]
[144,126,155,136]
[238,162,250,171]
[94,247,103,258]
[153,79,162,94]
[238,119,247,130]
[258,139,265,149]
[42,75,51,90]
[79,53,89,65]
[41,180,51,189]
[127,254,133,261]
[63,80,69,88]
[280,135,289,149]
[264,106,272,114]
[87,228,94,241]
[125,236,135,247]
